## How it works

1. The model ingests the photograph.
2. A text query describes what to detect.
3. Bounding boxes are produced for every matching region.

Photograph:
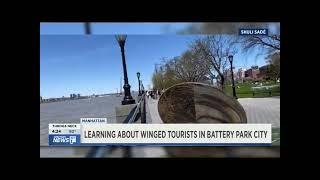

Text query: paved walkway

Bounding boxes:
[128,97,167,157]
[145,97,280,127]
[146,97,163,123]
[238,97,280,127]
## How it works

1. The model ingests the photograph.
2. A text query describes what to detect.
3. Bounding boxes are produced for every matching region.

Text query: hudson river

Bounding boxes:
[40,93,139,146]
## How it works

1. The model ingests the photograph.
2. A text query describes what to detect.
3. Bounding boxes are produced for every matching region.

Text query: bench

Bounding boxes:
[251,85,279,97]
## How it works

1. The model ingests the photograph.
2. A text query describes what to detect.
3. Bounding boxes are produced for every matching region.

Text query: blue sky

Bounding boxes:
[40,23,271,98]
[40,23,192,35]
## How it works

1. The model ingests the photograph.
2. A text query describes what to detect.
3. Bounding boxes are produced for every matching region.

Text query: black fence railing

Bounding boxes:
[86,93,147,158]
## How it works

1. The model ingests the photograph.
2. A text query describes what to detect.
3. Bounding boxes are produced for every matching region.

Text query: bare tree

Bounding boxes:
[174,50,211,82]
[238,23,280,56]
[152,57,181,90]
[162,57,181,88]
[152,62,167,90]
[190,35,238,90]
[177,22,269,34]
[240,35,280,55]
[177,22,280,56]
[265,52,280,81]
[151,52,212,89]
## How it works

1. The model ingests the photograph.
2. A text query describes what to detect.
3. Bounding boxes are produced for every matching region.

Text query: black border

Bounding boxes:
[12,6,293,172]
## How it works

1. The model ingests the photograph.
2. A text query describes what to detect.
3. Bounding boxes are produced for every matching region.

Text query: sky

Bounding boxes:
[40,23,193,35]
[40,23,272,98]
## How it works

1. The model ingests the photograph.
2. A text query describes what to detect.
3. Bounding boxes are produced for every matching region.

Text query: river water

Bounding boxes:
[40,94,139,146]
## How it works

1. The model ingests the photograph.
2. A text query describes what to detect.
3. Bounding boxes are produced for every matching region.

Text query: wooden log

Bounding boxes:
[158,82,247,124]
[158,82,247,157]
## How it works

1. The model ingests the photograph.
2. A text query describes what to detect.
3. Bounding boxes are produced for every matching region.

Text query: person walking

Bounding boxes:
[150,91,154,99]
[146,91,150,99]
[154,90,157,99]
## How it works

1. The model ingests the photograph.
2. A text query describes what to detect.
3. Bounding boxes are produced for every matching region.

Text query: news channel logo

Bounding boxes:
[239,28,268,36]
[48,134,81,146]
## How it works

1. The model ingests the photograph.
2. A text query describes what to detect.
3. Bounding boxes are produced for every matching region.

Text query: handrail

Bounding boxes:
[86,93,146,158]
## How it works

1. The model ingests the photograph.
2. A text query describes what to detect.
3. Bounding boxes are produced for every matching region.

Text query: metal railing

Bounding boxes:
[86,93,147,158]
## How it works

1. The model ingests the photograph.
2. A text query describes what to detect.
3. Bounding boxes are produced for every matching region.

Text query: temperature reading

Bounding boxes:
[69,129,76,133]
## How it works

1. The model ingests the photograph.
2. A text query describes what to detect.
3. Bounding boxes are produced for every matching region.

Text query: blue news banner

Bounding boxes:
[48,122,272,146]
[48,124,81,146]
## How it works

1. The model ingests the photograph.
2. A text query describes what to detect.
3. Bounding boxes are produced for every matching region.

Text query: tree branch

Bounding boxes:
[253,36,280,50]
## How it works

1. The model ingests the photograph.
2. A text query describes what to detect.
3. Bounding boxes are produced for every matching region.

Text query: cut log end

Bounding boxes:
[157,82,247,156]
[158,82,247,124]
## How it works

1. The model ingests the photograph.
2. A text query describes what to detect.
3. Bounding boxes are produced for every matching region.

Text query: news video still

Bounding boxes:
[40,22,280,158]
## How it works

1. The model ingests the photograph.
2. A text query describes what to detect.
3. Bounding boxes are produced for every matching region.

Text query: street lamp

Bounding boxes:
[228,55,238,99]
[84,22,91,34]
[140,80,144,94]
[136,72,141,96]
[115,35,136,105]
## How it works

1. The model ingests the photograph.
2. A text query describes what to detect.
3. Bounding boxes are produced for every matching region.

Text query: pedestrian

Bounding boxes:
[152,90,156,99]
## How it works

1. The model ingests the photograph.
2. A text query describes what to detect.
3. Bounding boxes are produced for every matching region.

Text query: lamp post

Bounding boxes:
[137,72,141,96]
[228,55,237,99]
[140,80,144,94]
[115,35,135,105]
[84,22,91,34]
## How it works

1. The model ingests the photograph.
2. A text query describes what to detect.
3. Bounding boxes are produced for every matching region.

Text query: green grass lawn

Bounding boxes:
[272,127,280,146]
[224,82,280,98]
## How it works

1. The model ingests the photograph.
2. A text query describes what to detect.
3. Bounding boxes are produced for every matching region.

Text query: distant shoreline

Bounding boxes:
[40,94,119,104]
